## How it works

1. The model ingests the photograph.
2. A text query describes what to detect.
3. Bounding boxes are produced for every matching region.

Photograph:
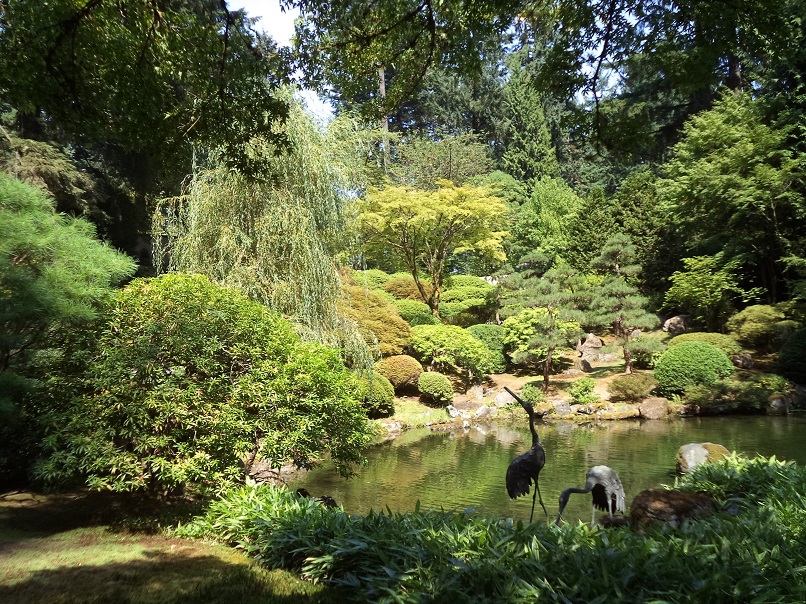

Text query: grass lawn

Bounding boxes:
[0,490,342,604]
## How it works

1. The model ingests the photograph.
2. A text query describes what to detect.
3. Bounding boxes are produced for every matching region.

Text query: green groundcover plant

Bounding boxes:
[178,455,806,603]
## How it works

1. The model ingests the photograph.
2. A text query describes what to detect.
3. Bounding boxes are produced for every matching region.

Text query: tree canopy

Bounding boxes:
[359,180,508,315]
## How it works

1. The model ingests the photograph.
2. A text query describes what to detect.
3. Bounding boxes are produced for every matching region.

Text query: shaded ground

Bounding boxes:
[0,490,341,604]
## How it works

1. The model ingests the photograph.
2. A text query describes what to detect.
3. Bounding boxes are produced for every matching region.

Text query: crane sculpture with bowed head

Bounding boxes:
[504,386,548,522]
[556,465,626,526]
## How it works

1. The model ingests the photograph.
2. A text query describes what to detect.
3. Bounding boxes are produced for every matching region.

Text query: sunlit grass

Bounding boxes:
[0,493,341,604]
[386,396,449,428]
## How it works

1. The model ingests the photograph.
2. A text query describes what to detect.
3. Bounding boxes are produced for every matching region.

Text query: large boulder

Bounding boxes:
[577,333,603,362]
[676,442,731,473]
[630,488,718,532]
[663,315,690,335]
[638,397,669,420]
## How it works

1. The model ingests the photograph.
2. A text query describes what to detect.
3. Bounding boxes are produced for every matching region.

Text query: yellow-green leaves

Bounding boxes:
[360,180,508,315]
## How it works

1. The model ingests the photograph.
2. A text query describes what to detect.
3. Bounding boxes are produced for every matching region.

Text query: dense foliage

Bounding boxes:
[0,175,135,376]
[374,355,423,394]
[466,324,508,373]
[608,374,657,402]
[410,324,494,379]
[726,305,800,351]
[360,181,508,316]
[668,332,744,357]
[393,299,442,326]
[654,341,735,395]
[0,174,135,481]
[357,371,396,419]
[35,274,373,494]
[338,284,411,357]
[417,371,455,406]
[178,455,806,603]
[777,327,806,383]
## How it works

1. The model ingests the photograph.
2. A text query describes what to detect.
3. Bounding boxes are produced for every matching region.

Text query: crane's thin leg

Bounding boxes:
[536,482,548,519]
[529,489,537,523]
[590,505,596,527]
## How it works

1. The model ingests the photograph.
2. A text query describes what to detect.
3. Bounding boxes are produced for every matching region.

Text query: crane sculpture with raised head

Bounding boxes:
[504,386,548,522]
[556,465,626,526]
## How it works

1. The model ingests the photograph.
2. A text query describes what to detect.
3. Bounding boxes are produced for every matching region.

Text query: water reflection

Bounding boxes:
[292,415,806,524]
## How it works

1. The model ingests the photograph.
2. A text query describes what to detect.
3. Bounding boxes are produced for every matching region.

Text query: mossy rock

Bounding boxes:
[675,442,731,473]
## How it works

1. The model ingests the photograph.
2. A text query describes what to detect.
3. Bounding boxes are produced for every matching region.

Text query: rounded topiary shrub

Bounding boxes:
[466,324,507,373]
[357,371,395,418]
[608,373,657,401]
[654,341,735,395]
[668,332,743,356]
[339,284,411,356]
[410,324,494,378]
[393,298,441,326]
[778,327,806,384]
[374,354,423,394]
[727,304,798,351]
[352,269,393,291]
[384,276,433,301]
[417,371,454,406]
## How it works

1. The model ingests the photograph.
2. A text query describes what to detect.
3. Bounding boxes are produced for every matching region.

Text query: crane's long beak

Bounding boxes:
[503,386,524,405]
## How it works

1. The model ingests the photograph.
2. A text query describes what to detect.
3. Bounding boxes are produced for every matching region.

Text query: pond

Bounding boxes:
[291,414,806,524]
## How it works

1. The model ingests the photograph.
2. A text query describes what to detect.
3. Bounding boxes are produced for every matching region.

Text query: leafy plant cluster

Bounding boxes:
[668,332,744,356]
[608,374,657,402]
[693,373,792,413]
[34,274,374,495]
[417,371,454,406]
[727,304,800,351]
[466,323,508,373]
[567,377,600,406]
[409,324,495,379]
[177,455,806,603]
[778,327,806,383]
[357,371,396,419]
[374,355,423,394]
[653,341,735,395]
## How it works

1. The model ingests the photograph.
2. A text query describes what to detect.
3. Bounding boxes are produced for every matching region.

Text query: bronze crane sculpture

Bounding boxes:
[504,386,548,522]
[556,465,626,526]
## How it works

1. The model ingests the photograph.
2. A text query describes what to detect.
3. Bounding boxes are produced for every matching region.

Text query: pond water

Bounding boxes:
[291,414,806,524]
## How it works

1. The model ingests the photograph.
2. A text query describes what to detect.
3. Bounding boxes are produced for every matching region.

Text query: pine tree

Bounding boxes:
[589,234,658,373]
[502,257,586,390]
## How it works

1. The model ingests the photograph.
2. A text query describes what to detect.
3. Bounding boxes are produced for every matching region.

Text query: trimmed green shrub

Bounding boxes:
[778,327,806,383]
[417,371,454,406]
[568,378,599,405]
[353,269,393,291]
[374,355,423,394]
[727,304,799,351]
[608,373,657,401]
[393,298,441,326]
[466,324,507,373]
[439,276,497,327]
[520,382,547,406]
[669,332,743,356]
[357,372,395,418]
[339,284,411,356]
[624,337,667,369]
[410,324,494,378]
[35,274,373,494]
[654,341,735,395]
[384,276,433,301]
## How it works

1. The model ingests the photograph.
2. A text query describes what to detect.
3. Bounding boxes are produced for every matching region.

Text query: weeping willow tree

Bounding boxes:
[154,99,377,368]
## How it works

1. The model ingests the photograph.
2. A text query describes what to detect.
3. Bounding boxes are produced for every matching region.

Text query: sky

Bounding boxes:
[229,1,333,120]
[229,0,297,46]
